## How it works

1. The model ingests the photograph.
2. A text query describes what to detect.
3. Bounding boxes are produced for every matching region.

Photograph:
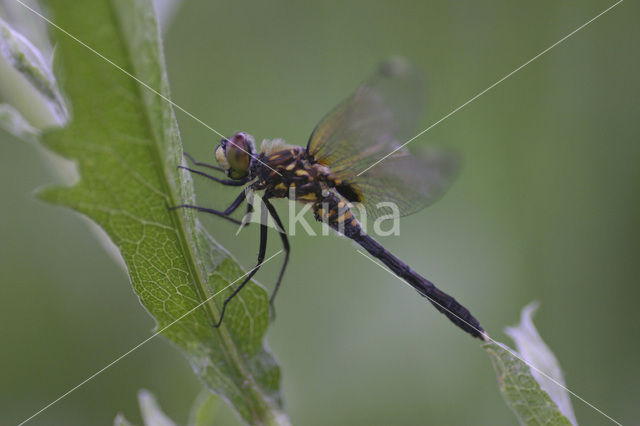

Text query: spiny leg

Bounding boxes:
[263,199,290,320]
[170,190,247,225]
[183,151,225,172]
[214,208,269,327]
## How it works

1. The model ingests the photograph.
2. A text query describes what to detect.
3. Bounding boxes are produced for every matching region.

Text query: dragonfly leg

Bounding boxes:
[183,151,225,172]
[170,190,246,225]
[178,165,249,186]
[214,208,269,327]
[263,199,290,321]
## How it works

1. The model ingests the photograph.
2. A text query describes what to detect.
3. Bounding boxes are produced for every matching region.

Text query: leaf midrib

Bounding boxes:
[110,1,272,418]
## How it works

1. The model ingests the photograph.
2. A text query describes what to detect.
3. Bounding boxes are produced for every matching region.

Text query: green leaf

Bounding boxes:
[485,304,575,425]
[505,302,577,425]
[485,342,572,425]
[37,0,286,424]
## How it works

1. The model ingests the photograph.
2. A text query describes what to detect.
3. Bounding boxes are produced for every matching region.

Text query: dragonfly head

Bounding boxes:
[215,132,256,180]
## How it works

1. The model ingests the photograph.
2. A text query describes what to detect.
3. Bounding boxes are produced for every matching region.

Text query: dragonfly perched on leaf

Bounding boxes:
[175,57,486,340]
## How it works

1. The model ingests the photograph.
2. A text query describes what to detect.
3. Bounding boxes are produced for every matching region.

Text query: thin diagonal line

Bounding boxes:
[357,0,623,176]
[356,249,622,425]
[18,250,284,426]
[12,0,282,176]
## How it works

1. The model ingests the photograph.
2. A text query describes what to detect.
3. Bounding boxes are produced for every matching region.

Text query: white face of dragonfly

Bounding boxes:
[215,131,256,180]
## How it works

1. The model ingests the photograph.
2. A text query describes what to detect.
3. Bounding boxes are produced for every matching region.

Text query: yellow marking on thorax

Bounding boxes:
[285,163,296,171]
[298,193,317,201]
[275,183,287,191]
[295,169,309,177]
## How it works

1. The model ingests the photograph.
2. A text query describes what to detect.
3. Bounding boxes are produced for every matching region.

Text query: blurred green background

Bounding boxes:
[2,0,639,424]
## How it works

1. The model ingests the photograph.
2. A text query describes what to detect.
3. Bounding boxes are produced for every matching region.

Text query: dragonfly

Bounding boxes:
[175,57,486,340]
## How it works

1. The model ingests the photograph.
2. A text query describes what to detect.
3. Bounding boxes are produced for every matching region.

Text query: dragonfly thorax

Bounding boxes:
[252,145,326,200]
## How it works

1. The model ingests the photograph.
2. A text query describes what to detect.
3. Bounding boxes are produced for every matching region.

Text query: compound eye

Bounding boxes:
[225,132,253,179]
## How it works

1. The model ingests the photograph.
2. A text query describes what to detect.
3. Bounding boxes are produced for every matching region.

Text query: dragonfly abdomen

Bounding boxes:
[355,233,486,340]
[312,192,362,238]
[313,193,485,339]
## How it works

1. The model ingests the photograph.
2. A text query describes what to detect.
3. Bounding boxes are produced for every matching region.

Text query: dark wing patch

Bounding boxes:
[335,182,362,203]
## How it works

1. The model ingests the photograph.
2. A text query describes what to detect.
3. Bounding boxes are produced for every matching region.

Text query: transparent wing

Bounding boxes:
[351,148,458,219]
[307,57,457,219]
[307,56,423,174]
